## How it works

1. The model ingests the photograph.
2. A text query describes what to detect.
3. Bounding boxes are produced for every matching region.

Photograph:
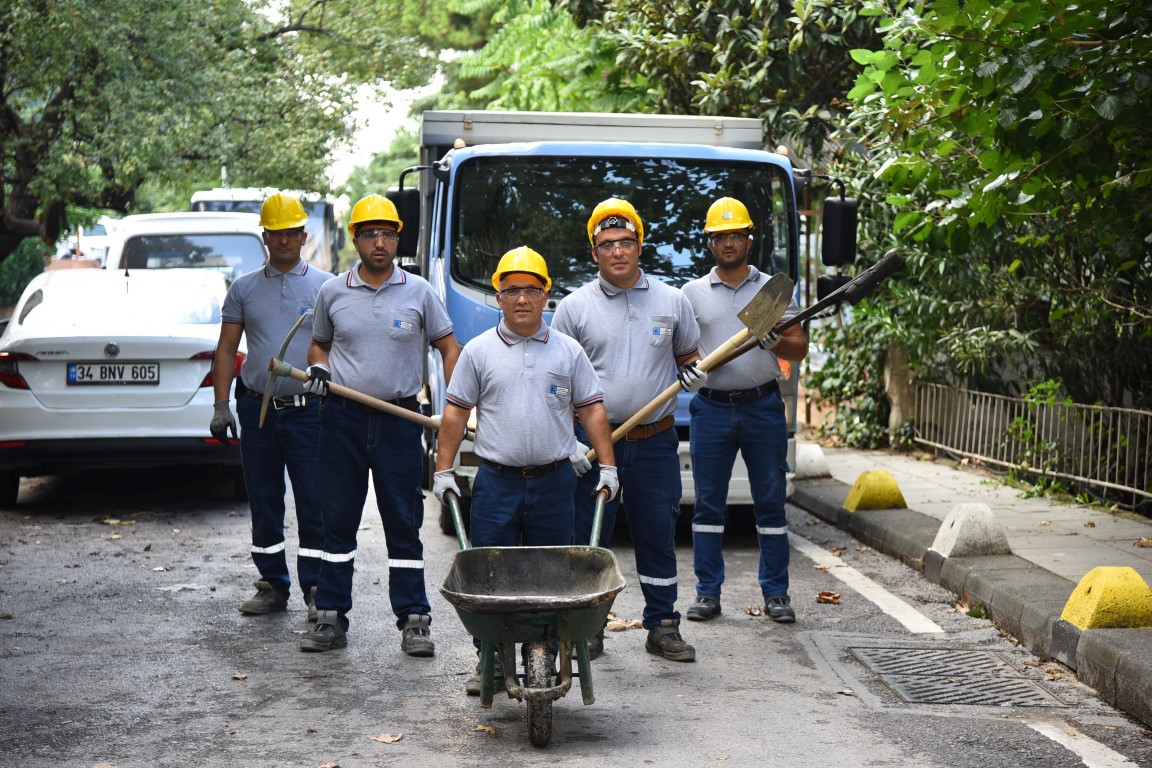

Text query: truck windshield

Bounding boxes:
[451,155,795,294]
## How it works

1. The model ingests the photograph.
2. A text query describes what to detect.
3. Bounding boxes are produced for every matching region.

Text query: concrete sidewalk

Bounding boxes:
[789,442,1152,728]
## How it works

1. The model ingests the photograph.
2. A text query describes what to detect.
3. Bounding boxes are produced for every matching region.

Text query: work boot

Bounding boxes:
[306,587,318,623]
[400,614,435,658]
[299,610,347,652]
[239,580,288,615]
[586,628,605,660]
[465,656,505,696]
[765,596,796,624]
[685,595,722,622]
[645,619,696,662]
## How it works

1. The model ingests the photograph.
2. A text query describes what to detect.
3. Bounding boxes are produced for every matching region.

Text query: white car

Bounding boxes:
[55,215,120,265]
[103,211,267,283]
[0,269,246,507]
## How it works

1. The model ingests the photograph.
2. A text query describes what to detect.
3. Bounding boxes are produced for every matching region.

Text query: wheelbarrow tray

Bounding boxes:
[440,545,625,645]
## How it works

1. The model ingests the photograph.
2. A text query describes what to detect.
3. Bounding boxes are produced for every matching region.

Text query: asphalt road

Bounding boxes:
[2,468,1150,768]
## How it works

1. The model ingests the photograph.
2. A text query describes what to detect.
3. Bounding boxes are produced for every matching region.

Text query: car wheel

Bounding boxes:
[0,471,19,508]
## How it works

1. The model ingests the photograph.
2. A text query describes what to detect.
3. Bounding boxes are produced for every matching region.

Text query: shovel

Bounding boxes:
[585,272,794,463]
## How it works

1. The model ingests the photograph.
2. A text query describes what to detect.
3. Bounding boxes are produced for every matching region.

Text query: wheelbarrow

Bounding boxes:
[439,490,625,747]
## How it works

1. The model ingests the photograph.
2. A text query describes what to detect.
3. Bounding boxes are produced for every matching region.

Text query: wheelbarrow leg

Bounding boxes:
[478,640,497,708]
[574,637,595,705]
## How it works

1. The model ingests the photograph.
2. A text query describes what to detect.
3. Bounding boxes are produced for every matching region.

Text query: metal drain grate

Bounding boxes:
[849,647,1066,707]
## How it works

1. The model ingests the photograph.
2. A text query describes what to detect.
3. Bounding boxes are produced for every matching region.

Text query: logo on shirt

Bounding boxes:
[299,306,313,317]
[651,325,672,337]
[393,319,414,331]
[549,384,570,397]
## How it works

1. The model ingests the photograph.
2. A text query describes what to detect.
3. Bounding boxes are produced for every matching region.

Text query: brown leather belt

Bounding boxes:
[611,414,675,442]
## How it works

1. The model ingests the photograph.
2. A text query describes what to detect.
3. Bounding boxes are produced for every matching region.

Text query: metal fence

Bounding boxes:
[913,382,1152,512]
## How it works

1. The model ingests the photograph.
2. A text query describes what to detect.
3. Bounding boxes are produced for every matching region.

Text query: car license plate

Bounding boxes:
[67,362,160,385]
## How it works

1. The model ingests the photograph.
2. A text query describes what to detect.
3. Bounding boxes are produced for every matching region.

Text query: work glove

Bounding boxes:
[758,330,782,351]
[210,400,237,446]
[595,465,619,501]
[569,442,592,477]
[427,414,443,430]
[432,469,462,504]
[303,363,331,396]
[677,361,708,393]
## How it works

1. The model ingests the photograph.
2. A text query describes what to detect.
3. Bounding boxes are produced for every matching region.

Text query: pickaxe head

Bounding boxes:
[259,311,310,427]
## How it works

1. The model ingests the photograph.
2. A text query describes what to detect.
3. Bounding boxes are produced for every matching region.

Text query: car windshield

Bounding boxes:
[120,233,266,280]
[451,155,794,294]
[17,281,222,328]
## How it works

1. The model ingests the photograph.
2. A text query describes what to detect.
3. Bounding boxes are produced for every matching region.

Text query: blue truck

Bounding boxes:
[388,110,854,534]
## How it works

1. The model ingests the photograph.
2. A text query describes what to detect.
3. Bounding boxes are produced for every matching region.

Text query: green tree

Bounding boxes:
[0,0,439,263]
[826,0,1152,421]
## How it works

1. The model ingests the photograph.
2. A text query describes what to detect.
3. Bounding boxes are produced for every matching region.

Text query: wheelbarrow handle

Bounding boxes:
[445,490,471,551]
[589,489,609,547]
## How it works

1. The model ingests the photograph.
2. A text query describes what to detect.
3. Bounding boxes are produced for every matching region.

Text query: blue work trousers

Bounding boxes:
[689,390,790,600]
[470,462,577,548]
[313,398,430,631]
[235,393,323,602]
[574,425,682,629]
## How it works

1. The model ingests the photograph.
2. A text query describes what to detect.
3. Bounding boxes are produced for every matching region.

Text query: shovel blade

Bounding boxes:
[737,273,795,340]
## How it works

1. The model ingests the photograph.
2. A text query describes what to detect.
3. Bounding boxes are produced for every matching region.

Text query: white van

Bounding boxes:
[104,212,267,283]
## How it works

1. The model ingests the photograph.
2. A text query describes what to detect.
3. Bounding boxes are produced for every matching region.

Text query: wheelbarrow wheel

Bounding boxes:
[525,643,554,747]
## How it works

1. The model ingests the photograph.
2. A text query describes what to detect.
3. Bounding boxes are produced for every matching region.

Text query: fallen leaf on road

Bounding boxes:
[368,732,402,743]
[831,546,845,557]
[1083,521,1095,528]
[319,762,341,768]
[143,544,151,552]
[473,725,496,734]
[817,591,841,605]
[855,546,872,553]
[1136,537,1152,548]
[715,755,730,761]
[744,605,764,616]
[1040,520,1052,526]
[152,566,170,572]
[233,673,247,681]
[606,618,643,631]
[837,689,855,696]
[953,593,987,618]
[101,519,134,526]
[1,613,12,619]
[106,535,122,541]
[91,763,117,768]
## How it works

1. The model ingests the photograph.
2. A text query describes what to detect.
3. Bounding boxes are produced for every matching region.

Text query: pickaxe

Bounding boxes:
[586,272,795,463]
[258,313,474,440]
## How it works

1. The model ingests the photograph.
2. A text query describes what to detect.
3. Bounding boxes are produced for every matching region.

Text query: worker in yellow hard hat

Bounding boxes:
[212,191,334,625]
[552,197,705,664]
[434,245,617,696]
[299,193,461,657]
[682,196,808,625]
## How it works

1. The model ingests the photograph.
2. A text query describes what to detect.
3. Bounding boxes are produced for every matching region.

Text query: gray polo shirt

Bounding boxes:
[682,265,801,391]
[446,321,603,467]
[222,260,333,397]
[551,271,700,424]
[312,262,453,400]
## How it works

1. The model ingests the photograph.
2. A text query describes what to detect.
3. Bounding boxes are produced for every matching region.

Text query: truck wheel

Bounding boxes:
[0,471,19,508]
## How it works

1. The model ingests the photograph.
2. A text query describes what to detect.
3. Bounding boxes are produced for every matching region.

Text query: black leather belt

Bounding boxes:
[610,414,675,441]
[326,392,419,413]
[238,385,314,409]
[480,458,568,478]
[698,381,779,405]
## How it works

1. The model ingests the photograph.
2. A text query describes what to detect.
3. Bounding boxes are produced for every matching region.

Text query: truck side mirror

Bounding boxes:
[388,187,420,259]
[821,195,858,267]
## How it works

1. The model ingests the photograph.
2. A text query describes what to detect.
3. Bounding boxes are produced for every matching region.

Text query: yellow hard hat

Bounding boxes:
[491,246,552,292]
[259,193,308,230]
[347,194,403,236]
[586,198,645,246]
[704,197,754,233]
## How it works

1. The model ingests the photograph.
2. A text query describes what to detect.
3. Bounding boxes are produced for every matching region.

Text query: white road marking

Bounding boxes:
[1025,721,1139,767]
[788,531,945,634]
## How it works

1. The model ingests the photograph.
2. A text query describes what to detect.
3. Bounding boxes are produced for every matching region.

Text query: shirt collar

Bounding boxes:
[707,264,761,290]
[346,261,406,289]
[597,269,650,297]
[263,259,308,278]
[497,320,550,346]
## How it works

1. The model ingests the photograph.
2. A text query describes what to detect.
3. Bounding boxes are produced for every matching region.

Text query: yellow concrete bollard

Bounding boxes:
[843,469,907,512]
[1059,566,1152,630]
